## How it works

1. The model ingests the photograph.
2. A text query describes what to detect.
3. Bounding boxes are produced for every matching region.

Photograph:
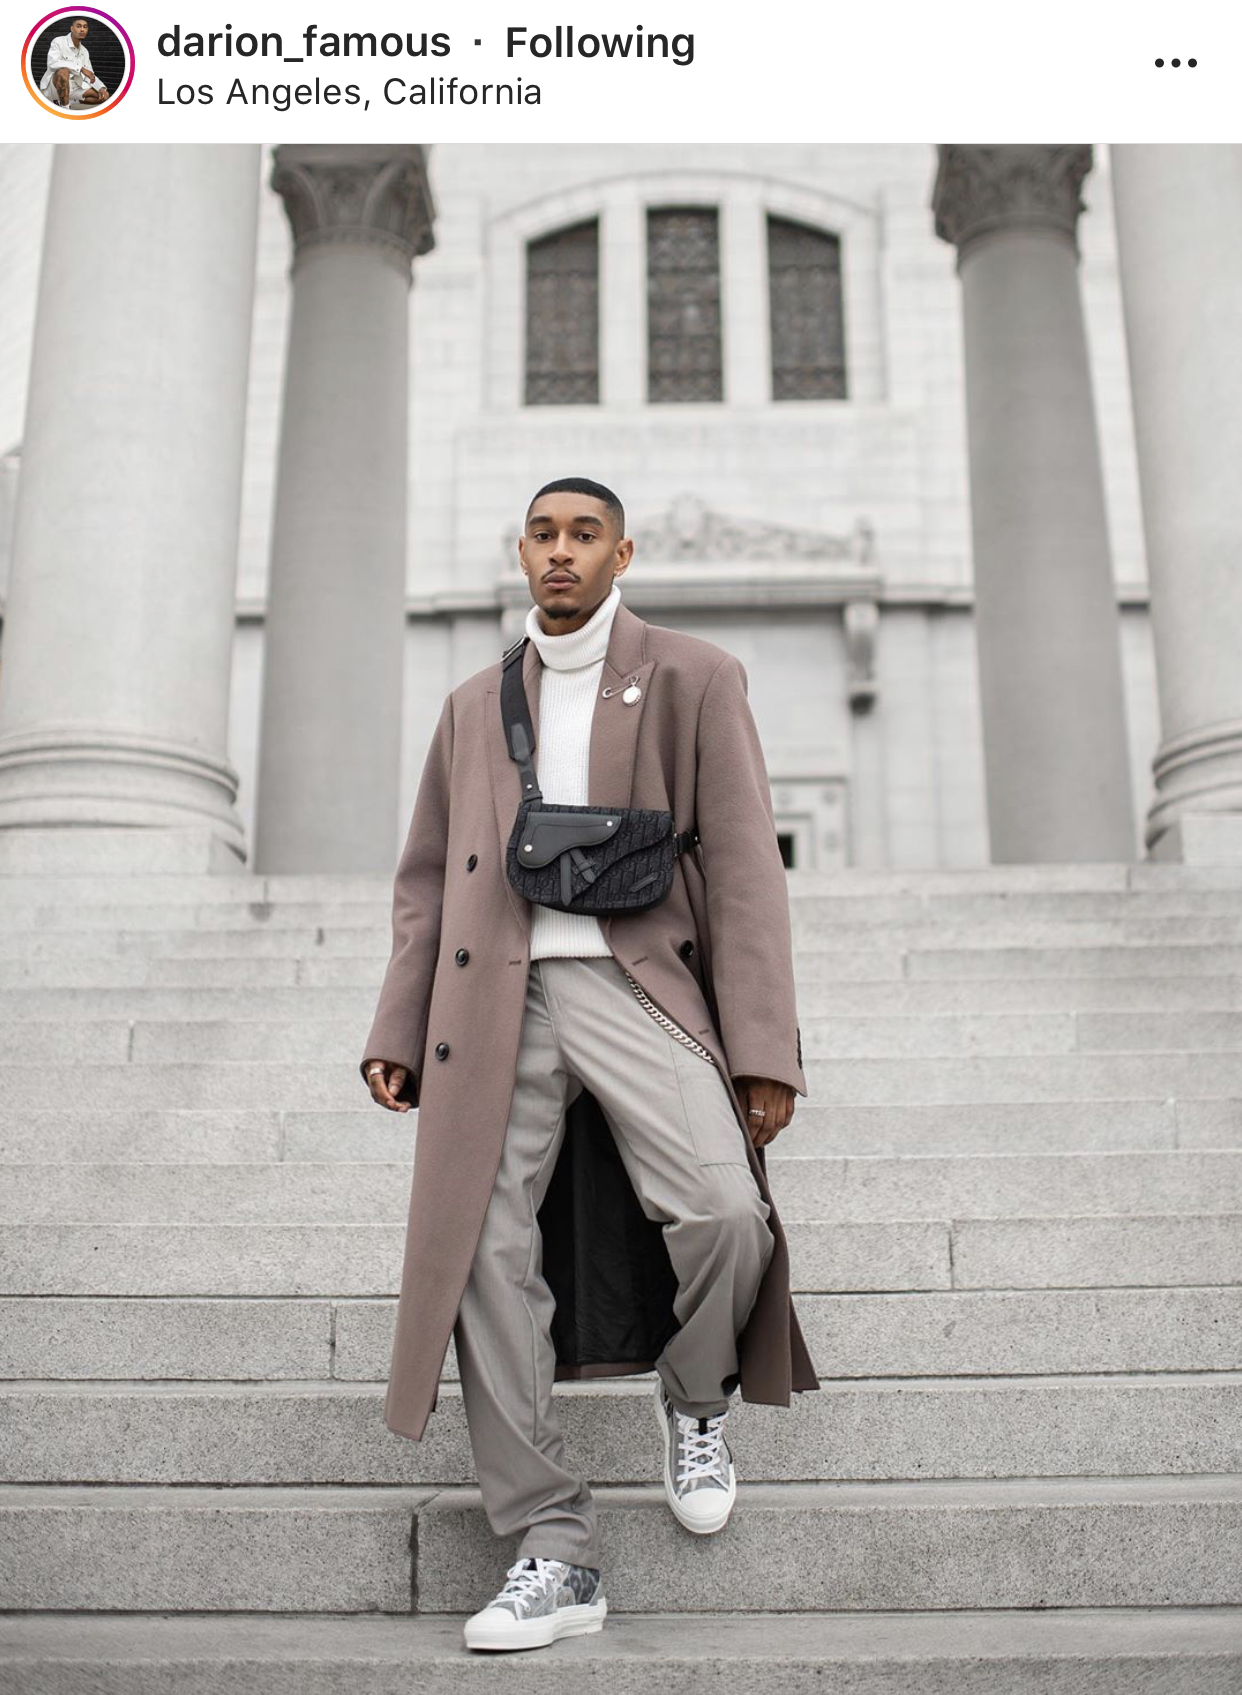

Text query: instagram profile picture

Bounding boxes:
[22,8,134,117]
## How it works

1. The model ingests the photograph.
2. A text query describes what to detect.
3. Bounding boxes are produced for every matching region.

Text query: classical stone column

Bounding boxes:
[255,145,435,873]
[0,145,260,858]
[932,145,1136,862]
[1110,145,1242,862]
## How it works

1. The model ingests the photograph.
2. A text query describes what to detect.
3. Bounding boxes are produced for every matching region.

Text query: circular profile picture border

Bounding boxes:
[22,6,134,119]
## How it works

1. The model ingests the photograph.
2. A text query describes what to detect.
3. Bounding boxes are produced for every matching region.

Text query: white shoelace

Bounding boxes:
[673,1409,729,1487]
[497,1557,562,1608]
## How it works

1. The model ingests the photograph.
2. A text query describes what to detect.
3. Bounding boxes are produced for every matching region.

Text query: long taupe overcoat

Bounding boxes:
[360,595,819,1441]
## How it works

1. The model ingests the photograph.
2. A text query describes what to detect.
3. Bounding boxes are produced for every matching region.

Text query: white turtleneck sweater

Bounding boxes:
[523,579,623,961]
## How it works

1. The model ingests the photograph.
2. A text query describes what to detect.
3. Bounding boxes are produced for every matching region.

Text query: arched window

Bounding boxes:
[646,206,723,403]
[524,218,600,404]
[767,215,847,399]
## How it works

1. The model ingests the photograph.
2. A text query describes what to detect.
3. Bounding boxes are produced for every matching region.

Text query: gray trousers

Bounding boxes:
[452,953,776,1571]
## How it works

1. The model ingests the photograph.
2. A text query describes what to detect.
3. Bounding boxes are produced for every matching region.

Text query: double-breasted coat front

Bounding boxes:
[360,596,820,1441]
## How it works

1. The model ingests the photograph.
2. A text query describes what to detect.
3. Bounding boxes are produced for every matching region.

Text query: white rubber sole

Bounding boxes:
[463,1594,607,1651]
[653,1377,738,1534]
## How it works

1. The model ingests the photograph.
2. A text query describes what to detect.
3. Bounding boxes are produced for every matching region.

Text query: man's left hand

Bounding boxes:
[731,1075,794,1148]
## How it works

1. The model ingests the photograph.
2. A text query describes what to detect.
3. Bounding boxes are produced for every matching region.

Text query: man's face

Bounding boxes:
[70,20,88,41]
[518,492,632,631]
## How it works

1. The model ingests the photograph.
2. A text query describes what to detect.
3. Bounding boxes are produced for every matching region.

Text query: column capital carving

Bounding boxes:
[270,144,436,277]
[932,144,1093,259]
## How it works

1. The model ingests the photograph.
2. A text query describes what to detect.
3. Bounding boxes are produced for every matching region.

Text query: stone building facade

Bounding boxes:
[0,142,1238,871]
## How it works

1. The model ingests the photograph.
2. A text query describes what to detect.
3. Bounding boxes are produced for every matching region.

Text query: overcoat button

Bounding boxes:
[435,1042,450,1060]
[466,854,478,871]
[455,948,469,966]
[679,939,695,960]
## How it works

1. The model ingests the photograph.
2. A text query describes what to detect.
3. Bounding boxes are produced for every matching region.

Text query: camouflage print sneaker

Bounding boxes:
[655,1376,738,1534]
[462,1555,607,1651]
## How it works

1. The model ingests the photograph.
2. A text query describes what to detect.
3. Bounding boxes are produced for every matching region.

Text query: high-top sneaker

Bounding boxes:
[462,1555,607,1651]
[654,1377,738,1533]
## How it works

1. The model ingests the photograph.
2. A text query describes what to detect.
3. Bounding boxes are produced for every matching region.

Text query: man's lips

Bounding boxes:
[545,576,576,585]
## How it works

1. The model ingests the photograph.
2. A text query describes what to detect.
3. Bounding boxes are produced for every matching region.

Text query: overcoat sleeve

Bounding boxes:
[695,653,807,1097]
[358,692,455,1106]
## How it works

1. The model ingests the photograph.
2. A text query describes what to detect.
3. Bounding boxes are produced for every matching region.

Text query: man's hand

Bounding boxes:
[731,1074,794,1148]
[82,69,95,81]
[365,1059,412,1112]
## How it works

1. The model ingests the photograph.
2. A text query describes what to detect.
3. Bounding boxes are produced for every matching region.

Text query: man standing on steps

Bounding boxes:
[361,476,818,1652]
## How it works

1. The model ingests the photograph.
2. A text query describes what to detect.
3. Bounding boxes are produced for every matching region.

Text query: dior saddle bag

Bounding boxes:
[500,636,698,915]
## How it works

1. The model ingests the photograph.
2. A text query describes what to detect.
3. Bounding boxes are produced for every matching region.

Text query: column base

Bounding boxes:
[0,824,245,875]
[1147,811,1242,865]
[0,725,247,866]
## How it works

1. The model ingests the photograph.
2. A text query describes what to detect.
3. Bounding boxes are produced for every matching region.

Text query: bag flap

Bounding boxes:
[518,810,623,868]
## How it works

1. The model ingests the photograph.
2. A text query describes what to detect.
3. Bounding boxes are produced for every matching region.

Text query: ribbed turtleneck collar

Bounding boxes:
[525,579,622,671]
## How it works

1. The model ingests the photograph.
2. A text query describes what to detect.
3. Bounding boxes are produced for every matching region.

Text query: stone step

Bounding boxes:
[9,886,1242,929]
[3,1607,1239,1695]
[3,1213,1238,1296]
[7,943,1242,991]
[0,954,309,989]
[0,865,1233,910]
[6,973,1242,1020]
[792,917,1242,948]
[8,1007,1242,1065]
[0,867,1238,907]
[3,857,1240,899]
[802,944,1242,980]
[5,1052,1242,1110]
[9,912,1242,952]
[3,1476,1240,1613]
[3,1374,1240,1481]
[3,1151,1240,1225]
[7,1284,1242,1383]
[6,1096,1236,1164]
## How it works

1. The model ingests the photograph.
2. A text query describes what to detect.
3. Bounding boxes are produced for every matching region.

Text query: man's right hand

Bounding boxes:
[365,1059,412,1112]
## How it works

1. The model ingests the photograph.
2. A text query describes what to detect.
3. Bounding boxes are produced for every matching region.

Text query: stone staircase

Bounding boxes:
[2,843,1241,1688]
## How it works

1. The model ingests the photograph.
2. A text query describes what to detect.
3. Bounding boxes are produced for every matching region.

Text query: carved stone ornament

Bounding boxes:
[625,492,875,566]
[932,144,1093,259]
[270,144,436,277]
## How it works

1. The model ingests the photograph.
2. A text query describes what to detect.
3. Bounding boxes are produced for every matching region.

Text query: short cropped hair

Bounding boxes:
[526,477,625,541]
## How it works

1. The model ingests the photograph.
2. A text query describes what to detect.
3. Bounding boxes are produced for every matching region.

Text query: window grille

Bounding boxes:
[525,218,600,405]
[767,214,847,400]
[646,206,723,403]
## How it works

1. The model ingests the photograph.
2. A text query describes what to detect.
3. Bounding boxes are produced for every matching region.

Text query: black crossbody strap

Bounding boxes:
[500,638,543,802]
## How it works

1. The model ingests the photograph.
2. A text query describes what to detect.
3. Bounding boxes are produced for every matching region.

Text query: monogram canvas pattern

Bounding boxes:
[486,1557,601,1619]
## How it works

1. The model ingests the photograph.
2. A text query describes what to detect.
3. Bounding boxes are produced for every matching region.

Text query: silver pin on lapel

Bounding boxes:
[603,672,643,703]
